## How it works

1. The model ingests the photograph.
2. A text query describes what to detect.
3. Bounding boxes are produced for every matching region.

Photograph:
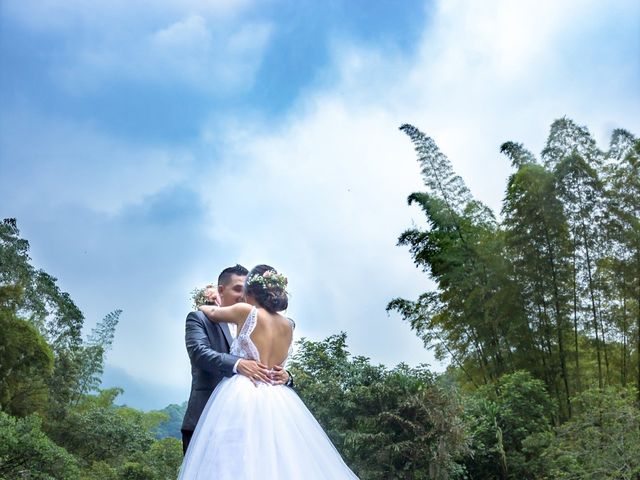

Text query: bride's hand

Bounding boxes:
[269,365,289,386]
[237,359,271,387]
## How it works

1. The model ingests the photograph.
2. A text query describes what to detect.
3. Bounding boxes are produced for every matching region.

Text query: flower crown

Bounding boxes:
[246,270,288,292]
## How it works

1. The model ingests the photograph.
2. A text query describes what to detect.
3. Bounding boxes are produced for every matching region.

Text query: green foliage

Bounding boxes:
[47,391,156,466]
[43,389,181,478]
[0,218,122,425]
[541,387,640,479]
[0,410,80,480]
[81,461,120,480]
[503,160,574,416]
[393,120,640,416]
[393,119,639,476]
[391,125,532,394]
[290,334,471,479]
[58,405,153,464]
[152,402,187,439]
[77,438,184,480]
[604,131,640,398]
[140,438,183,479]
[0,308,54,416]
[76,309,123,400]
[0,218,83,350]
[0,219,184,480]
[463,371,555,479]
[78,437,183,480]
[118,462,157,480]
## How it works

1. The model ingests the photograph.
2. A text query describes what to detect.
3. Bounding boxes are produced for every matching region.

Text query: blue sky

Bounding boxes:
[1,0,639,410]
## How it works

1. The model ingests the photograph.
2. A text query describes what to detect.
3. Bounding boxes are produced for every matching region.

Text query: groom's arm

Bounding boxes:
[185,311,240,376]
[185,312,273,384]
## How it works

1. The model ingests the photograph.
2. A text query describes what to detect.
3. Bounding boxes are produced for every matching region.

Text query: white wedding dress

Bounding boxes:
[178,307,358,479]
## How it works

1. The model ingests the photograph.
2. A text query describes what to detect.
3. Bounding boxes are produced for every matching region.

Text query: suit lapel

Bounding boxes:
[219,322,234,348]
[197,311,234,350]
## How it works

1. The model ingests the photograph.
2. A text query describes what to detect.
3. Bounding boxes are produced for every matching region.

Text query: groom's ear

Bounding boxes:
[217,284,224,296]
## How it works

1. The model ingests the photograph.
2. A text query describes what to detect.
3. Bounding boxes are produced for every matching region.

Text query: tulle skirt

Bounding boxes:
[178,375,358,479]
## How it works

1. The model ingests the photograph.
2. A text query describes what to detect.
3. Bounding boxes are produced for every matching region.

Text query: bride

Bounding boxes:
[178,264,358,479]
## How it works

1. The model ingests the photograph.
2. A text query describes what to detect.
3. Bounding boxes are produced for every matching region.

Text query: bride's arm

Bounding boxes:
[198,303,273,386]
[198,302,251,325]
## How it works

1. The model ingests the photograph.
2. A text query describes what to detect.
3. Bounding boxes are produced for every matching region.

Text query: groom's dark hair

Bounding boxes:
[218,264,249,286]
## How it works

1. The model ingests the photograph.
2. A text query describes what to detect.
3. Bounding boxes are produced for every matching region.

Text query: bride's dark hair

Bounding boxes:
[245,264,288,314]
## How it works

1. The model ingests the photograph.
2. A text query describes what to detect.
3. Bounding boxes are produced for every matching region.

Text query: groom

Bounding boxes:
[181,264,290,454]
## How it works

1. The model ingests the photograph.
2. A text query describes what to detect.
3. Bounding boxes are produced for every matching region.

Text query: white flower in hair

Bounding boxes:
[247,270,288,292]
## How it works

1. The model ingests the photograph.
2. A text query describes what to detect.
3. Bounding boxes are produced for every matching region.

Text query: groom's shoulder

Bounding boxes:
[186,310,206,323]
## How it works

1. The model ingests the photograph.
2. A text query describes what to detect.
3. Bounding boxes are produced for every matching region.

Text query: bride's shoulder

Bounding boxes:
[231,303,257,325]
[272,312,295,330]
[229,302,254,317]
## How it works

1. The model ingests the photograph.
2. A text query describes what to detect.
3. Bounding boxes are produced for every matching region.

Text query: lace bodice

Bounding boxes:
[230,307,294,366]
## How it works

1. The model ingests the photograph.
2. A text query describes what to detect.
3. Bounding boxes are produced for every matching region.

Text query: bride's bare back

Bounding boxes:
[199,302,293,368]
[246,308,293,368]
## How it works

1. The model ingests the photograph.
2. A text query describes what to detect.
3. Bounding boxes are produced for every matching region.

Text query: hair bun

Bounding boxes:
[245,264,289,313]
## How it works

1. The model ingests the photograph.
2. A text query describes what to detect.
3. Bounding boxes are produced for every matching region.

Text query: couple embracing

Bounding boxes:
[179,264,358,479]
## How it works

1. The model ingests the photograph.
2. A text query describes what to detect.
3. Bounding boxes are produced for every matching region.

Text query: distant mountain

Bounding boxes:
[101,364,188,411]
[153,402,187,439]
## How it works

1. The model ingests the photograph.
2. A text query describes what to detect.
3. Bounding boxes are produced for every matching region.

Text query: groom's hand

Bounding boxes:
[269,366,289,386]
[237,359,271,386]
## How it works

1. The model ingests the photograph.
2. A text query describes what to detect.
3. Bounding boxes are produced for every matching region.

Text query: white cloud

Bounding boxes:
[151,15,214,52]
[3,0,273,94]
[400,0,640,212]
[2,0,638,397]
[141,15,273,91]
[52,14,274,94]
[428,1,572,79]
[187,0,639,372]
[2,0,255,32]
[0,109,192,215]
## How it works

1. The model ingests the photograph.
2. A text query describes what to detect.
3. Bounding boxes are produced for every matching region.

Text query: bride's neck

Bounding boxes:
[245,296,260,308]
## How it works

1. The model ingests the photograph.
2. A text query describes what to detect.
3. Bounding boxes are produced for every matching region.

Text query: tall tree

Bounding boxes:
[72,309,122,405]
[502,161,573,417]
[0,308,54,416]
[390,125,522,387]
[0,219,184,479]
[0,218,83,350]
[603,130,640,399]
[393,119,638,421]
[544,118,608,389]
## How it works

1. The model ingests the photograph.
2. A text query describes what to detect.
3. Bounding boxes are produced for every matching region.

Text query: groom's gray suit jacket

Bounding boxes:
[181,310,241,432]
